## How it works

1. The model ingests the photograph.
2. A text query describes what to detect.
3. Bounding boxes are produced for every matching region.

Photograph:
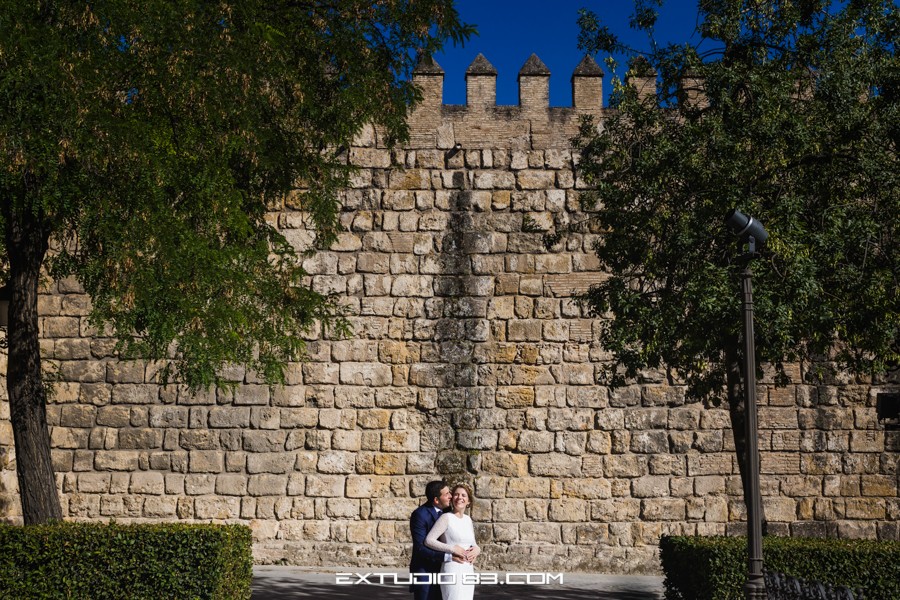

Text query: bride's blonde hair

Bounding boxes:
[452,482,474,512]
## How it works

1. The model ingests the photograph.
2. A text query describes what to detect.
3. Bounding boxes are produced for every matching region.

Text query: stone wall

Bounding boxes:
[0,54,898,574]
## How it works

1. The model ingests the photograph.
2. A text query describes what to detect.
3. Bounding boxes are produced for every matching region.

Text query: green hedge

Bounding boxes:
[660,535,900,600]
[0,522,252,599]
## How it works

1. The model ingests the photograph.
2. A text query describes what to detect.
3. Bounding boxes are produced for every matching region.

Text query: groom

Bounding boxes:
[409,480,452,600]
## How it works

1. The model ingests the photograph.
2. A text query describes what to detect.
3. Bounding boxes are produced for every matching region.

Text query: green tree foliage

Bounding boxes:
[0,0,472,523]
[575,0,899,396]
[573,0,898,514]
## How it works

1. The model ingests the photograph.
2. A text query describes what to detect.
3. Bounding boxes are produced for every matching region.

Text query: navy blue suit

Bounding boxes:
[409,503,445,600]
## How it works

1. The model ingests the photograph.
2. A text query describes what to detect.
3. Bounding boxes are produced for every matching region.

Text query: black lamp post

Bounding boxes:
[725,209,768,600]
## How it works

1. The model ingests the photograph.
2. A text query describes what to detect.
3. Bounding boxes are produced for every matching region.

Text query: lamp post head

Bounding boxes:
[725,209,768,252]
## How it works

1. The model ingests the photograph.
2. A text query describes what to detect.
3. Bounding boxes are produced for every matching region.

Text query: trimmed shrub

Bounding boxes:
[660,535,900,600]
[0,521,252,599]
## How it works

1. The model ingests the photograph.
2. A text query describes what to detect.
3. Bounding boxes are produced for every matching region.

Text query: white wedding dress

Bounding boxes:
[424,513,478,600]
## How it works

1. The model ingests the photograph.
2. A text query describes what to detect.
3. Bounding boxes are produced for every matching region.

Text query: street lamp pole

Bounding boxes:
[741,258,765,600]
[725,209,768,600]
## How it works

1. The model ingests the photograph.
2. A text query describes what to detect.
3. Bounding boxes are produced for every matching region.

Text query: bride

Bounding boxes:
[424,483,480,600]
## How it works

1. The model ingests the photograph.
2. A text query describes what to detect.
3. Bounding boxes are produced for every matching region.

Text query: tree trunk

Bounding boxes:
[725,341,767,532]
[4,202,61,524]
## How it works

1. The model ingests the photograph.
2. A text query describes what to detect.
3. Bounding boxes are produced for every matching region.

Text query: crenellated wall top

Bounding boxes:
[407,53,606,150]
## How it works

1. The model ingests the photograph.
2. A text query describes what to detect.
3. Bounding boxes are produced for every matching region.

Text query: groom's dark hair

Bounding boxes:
[425,480,449,503]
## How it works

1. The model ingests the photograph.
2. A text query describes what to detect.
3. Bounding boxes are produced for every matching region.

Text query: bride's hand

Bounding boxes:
[452,545,468,558]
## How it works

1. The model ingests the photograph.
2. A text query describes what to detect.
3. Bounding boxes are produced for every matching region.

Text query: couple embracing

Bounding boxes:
[409,480,480,600]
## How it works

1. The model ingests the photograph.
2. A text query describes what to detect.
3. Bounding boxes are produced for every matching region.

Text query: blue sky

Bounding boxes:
[433,0,703,106]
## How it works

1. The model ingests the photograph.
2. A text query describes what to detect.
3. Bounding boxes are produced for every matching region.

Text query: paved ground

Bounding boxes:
[252,567,665,599]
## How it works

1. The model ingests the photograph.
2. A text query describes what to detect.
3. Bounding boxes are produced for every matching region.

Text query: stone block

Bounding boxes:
[591,498,640,522]
[280,407,319,429]
[555,478,610,500]
[110,384,158,404]
[631,476,670,498]
[800,453,842,475]
[760,452,801,475]
[346,522,376,544]
[306,475,345,497]
[106,362,145,384]
[339,363,393,387]
[549,499,587,522]
[78,473,111,493]
[764,497,799,522]
[604,456,648,478]
[189,451,225,473]
[350,148,391,168]
[51,427,87,450]
[232,385,269,406]
[326,498,361,519]
[178,430,219,450]
[529,454,581,477]
[194,497,239,519]
[317,451,357,474]
[641,498,686,521]
[496,387,535,409]
[345,475,391,499]
[849,431,883,452]
[118,428,162,449]
[687,454,734,476]
[759,407,799,429]
[694,476,726,496]
[67,493,101,517]
[243,431,287,453]
[59,360,105,383]
[43,316,81,338]
[861,474,897,496]
[554,432,586,456]
[456,430,497,450]
[473,170,516,190]
[299,363,339,385]
[208,407,251,428]
[216,474,248,496]
[841,498,886,520]
[507,320,542,342]
[248,475,288,496]
[374,453,406,475]
[59,405,95,428]
[129,472,165,495]
[630,431,668,454]
[380,431,419,453]
[780,475,822,497]
[331,430,363,451]
[247,452,295,474]
[368,498,419,520]
[519,522,561,543]
[143,496,178,517]
[148,406,188,428]
[94,451,140,471]
[476,452,525,477]
[389,169,431,190]
[249,407,281,430]
[516,170,556,189]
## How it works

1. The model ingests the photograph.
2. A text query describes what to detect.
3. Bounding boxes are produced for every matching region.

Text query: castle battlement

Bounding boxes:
[408,53,605,150]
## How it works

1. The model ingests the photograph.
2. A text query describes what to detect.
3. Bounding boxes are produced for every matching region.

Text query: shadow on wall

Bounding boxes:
[419,184,497,487]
